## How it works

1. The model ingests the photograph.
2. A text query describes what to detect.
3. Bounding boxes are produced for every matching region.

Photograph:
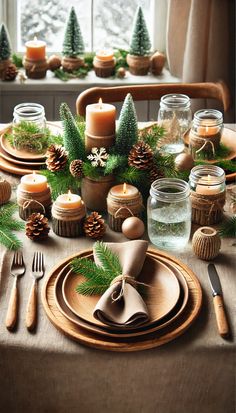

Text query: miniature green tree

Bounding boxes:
[0,23,11,61]
[62,7,85,57]
[114,93,138,155]
[60,103,86,162]
[129,6,151,56]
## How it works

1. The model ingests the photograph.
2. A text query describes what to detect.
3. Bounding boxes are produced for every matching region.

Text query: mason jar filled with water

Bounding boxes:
[147,178,191,251]
[158,94,192,154]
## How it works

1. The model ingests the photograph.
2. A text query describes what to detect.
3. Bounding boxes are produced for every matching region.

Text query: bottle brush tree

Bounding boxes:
[0,23,11,61]
[60,102,86,162]
[114,93,138,155]
[62,7,85,57]
[129,6,151,56]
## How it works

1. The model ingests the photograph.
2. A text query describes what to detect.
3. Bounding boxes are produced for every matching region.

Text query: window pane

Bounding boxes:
[18,0,91,51]
[93,0,151,50]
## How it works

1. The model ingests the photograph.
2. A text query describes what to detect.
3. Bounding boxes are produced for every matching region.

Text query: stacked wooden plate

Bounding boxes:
[0,123,62,175]
[41,248,202,352]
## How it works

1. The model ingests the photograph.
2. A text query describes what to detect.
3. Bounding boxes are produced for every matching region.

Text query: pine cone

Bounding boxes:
[47,54,61,71]
[70,159,83,179]
[128,141,153,170]
[3,63,18,81]
[83,212,106,239]
[25,213,50,241]
[46,144,68,172]
[149,166,164,183]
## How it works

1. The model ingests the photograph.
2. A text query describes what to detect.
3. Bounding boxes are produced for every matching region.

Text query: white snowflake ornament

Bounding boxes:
[87,147,109,167]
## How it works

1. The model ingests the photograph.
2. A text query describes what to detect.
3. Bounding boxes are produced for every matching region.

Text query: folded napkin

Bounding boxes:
[93,240,149,327]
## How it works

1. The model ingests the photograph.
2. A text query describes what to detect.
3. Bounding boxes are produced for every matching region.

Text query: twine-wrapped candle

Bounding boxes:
[107,183,143,232]
[23,37,47,79]
[52,191,86,237]
[93,50,116,78]
[17,173,52,220]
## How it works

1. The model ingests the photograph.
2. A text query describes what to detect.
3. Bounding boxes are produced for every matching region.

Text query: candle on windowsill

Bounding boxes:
[25,37,46,61]
[107,183,143,232]
[23,36,48,79]
[52,191,86,237]
[93,49,116,78]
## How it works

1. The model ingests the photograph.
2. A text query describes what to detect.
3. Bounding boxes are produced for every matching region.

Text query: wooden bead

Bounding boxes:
[175,153,194,171]
[192,226,221,260]
[0,178,11,205]
[122,217,145,239]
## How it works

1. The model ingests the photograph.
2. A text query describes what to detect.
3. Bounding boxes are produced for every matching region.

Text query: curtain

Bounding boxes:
[166,0,234,120]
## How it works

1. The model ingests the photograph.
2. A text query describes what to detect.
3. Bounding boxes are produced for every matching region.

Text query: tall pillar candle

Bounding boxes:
[52,191,86,237]
[85,99,116,152]
[17,172,52,220]
[23,36,48,79]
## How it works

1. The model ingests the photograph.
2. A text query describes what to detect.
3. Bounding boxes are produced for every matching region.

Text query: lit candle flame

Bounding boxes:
[98,98,103,109]
[206,126,209,133]
[207,174,212,182]
[33,171,36,182]
[123,183,127,194]
[33,36,38,42]
[67,190,72,201]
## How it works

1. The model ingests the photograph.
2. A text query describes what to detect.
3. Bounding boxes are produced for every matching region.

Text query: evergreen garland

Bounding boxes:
[60,102,86,162]
[41,167,79,200]
[0,203,24,250]
[71,242,122,296]
[62,7,85,57]
[0,23,11,60]
[114,93,138,155]
[218,217,236,238]
[129,6,151,56]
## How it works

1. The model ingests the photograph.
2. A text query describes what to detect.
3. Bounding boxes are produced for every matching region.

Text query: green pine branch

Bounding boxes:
[60,102,86,162]
[0,203,24,250]
[41,168,79,200]
[104,154,127,175]
[114,93,138,155]
[94,242,122,275]
[12,53,23,68]
[195,159,236,173]
[76,281,109,296]
[82,161,104,179]
[139,124,166,150]
[117,166,147,185]
[218,217,236,238]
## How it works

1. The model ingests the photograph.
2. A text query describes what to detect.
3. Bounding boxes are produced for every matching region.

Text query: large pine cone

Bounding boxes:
[83,212,106,239]
[25,213,50,241]
[149,166,164,183]
[3,63,18,81]
[70,159,83,179]
[46,144,68,172]
[128,141,153,170]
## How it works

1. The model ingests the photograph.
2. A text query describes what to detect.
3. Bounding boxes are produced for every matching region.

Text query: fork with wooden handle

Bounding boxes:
[26,252,45,331]
[5,251,26,331]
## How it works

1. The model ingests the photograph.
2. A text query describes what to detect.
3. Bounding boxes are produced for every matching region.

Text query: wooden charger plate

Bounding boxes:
[54,255,189,338]
[41,248,202,351]
[0,142,45,166]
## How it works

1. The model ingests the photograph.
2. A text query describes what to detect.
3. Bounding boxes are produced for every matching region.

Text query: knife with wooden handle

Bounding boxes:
[208,263,229,338]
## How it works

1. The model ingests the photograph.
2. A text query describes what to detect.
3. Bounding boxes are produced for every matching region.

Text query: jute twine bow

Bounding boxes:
[190,191,225,224]
[194,138,216,157]
[114,206,134,219]
[23,199,45,213]
[110,274,150,303]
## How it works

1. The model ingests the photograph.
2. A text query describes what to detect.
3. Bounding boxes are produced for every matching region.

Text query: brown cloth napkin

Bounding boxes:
[93,240,149,327]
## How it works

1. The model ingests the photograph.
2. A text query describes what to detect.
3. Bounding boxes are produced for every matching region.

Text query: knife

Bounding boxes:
[208,263,229,338]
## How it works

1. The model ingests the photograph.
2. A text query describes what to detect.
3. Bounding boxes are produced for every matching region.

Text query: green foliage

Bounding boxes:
[117,166,147,185]
[71,242,122,296]
[196,143,231,161]
[62,7,85,57]
[6,121,62,154]
[0,203,24,250]
[114,93,138,155]
[82,161,103,179]
[12,53,23,68]
[153,151,177,178]
[41,168,79,200]
[54,69,71,81]
[104,154,127,175]
[195,159,236,173]
[114,49,129,72]
[140,124,166,150]
[129,6,151,56]
[60,102,86,162]
[0,23,11,60]
[218,217,236,238]
[84,52,95,69]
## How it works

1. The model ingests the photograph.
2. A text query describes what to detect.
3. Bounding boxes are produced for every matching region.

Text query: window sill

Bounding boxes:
[0,68,180,92]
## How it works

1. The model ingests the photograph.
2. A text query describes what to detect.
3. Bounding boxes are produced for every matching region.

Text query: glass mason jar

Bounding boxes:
[189,109,223,160]
[12,103,47,151]
[147,178,191,251]
[158,94,192,154]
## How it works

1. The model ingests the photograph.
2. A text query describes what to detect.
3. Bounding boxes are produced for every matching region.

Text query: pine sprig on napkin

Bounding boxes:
[0,203,24,250]
[71,242,122,296]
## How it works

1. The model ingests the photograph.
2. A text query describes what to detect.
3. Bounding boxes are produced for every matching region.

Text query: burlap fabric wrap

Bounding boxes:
[93,240,149,327]
[52,201,86,237]
[23,57,48,79]
[190,190,226,225]
[17,186,52,220]
[189,130,221,158]
[93,56,116,78]
[107,191,143,232]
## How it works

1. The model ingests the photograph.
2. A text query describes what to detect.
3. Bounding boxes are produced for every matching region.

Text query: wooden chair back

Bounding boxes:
[76,81,231,117]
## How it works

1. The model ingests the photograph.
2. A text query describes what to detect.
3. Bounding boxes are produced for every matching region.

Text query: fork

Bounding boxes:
[26,252,45,331]
[5,251,26,331]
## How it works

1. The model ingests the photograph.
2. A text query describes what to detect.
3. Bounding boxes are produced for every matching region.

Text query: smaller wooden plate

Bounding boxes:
[0,141,45,166]
[62,255,180,330]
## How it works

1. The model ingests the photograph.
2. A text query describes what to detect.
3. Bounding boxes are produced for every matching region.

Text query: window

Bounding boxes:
[2,0,167,53]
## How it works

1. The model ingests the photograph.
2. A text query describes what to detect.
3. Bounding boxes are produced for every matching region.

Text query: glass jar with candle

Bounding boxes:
[147,178,191,250]
[158,94,192,154]
[189,165,226,225]
[12,103,47,152]
[189,109,223,160]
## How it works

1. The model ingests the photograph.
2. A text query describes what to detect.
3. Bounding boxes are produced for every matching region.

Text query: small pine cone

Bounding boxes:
[128,141,153,170]
[70,159,83,179]
[83,212,106,239]
[149,166,165,183]
[46,144,68,172]
[47,54,61,71]
[25,213,50,241]
[3,63,18,81]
